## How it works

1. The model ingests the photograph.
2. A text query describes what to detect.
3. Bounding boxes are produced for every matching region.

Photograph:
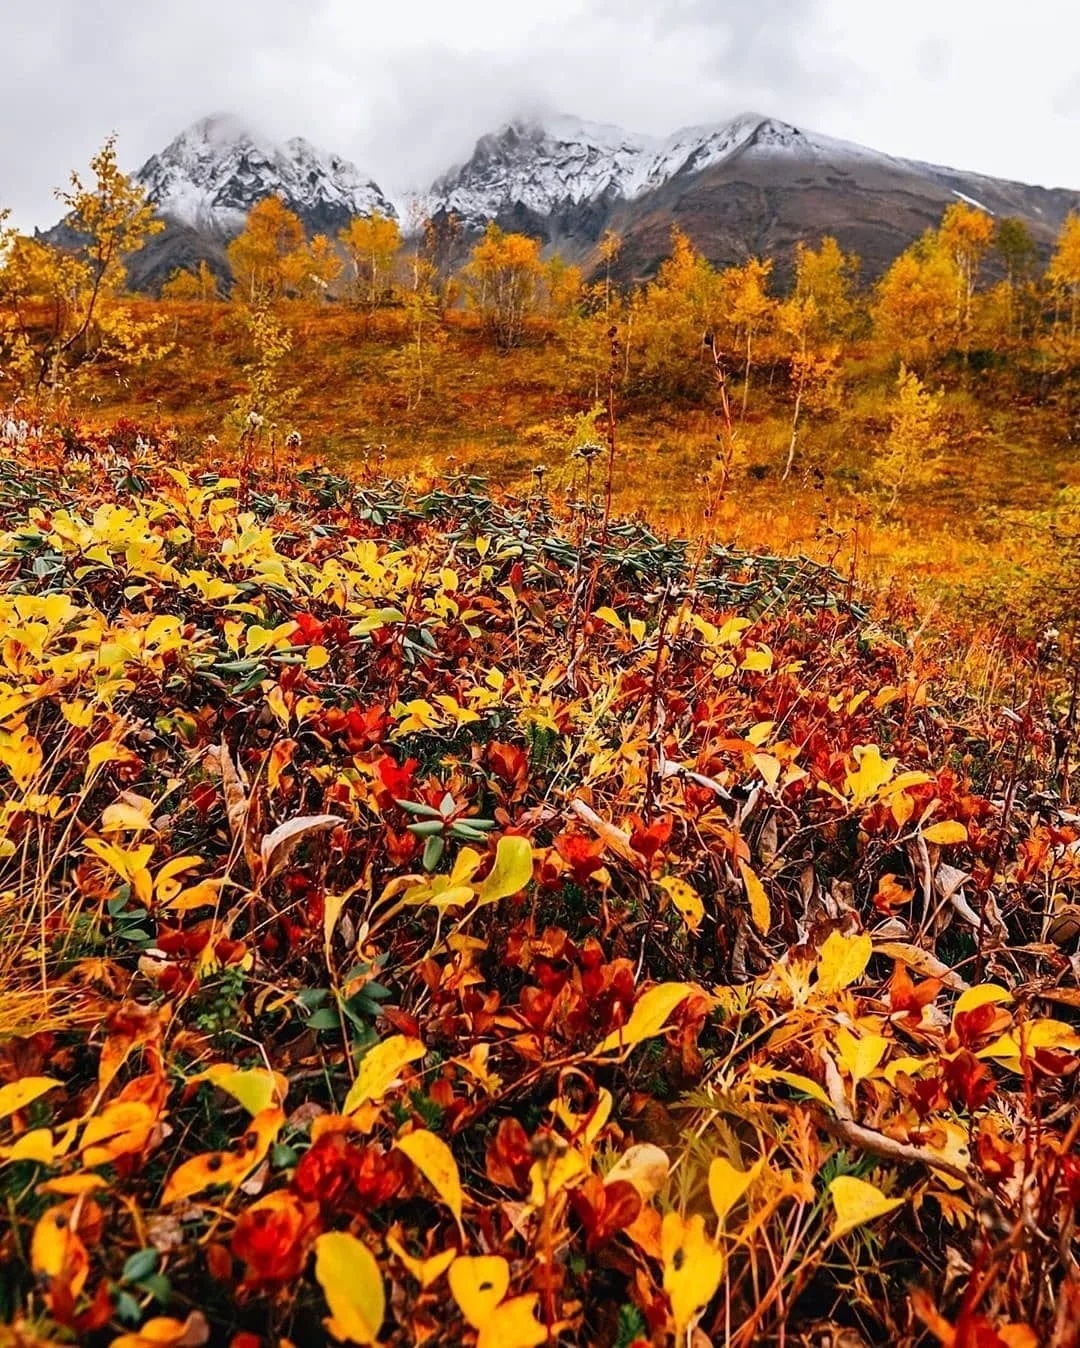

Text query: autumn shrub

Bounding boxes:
[0,422,1073,1346]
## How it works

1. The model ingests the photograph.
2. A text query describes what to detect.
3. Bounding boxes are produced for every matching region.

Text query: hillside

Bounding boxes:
[0,422,1075,1346]
[43,294,1080,639]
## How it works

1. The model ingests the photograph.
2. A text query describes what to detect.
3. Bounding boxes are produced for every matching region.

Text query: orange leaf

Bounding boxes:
[162,1107,283,1204]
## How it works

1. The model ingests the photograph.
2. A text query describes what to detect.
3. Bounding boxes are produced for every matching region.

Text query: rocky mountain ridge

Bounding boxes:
[48,110,1080,291]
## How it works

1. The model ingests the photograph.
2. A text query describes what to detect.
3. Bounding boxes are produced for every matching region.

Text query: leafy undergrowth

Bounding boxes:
[0,421,1077,1348]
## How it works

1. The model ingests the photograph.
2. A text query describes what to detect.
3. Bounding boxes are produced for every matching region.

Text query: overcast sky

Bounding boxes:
[2,0,1078,230]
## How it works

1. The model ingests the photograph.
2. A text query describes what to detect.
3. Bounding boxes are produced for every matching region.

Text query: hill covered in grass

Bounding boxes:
[0,421,1076,1347]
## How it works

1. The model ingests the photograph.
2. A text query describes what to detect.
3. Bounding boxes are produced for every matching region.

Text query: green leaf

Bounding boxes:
[423,835,446,871]
[121,1248,159,1284]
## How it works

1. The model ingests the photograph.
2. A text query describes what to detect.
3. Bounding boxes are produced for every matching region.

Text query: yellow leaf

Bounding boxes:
[424,883,478,912]
[919,1118,973,1189]
[845,744,897,806]
[41,1173,108,1195]
[738,862,771,935]
[740,645,773,672]
[595,982,695,1056]
[80,1101,156,1166]
[835,1028,889,1087]
[385,1233,456,1289]
[922,820,968,845]
[32,1205,88,1300]
[197,1065,287,1116]
[87,738,131,774]
[476,835,533,906]
[816,931,872,995]
[752,752,782,790]
[954,984,1012,1018]
[164,879,223,913]
[528,1144,587,1207]
[0,1128,55,1165]
[323,891,348,953]
[661,1211,724,1336]
[708,1155,763,1223]
[395,1129,463,1227]
[342,1036,425,1115]
[658,876,704,932]
[314,1231,385,1345]
[267,738,297,792]
[751,1068,832,1109]
[593,606,623,631]
[717,616,751,645]
[101,795,155,832]
[980,1019,1080,1070]
[888,786,913,827]
[152,855,204,906]
[477,1295,546,1348]
[61,699,95,729]
[0,1076,62,1121]
[449,1255,510,1329]
[84,837,155,906]
[305,644,330,670]
[829,1175,903,1239]
[108,1314,210,1348]
[747,720,775,746]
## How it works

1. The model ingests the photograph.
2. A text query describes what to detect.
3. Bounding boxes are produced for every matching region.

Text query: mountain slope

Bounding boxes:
[426,112,1080,281]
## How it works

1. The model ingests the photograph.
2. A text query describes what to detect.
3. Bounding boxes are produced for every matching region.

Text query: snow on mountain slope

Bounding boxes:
[426,115,661,230]
[425,111,911,226]
[135,114,396,234]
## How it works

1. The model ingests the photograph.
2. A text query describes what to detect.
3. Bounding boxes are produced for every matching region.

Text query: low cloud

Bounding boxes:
[1,0,1077,231]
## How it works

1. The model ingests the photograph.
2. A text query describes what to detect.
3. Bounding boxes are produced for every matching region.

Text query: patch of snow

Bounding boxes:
[951,189,994,215]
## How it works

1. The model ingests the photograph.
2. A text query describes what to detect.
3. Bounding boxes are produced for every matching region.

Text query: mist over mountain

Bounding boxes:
[53,109,1080,292]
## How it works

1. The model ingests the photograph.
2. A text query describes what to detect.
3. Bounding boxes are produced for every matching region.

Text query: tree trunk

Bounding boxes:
[741,331,752,422]
[783,379,804,482]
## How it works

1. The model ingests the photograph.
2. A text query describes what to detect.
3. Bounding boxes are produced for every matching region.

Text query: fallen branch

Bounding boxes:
[821,1054,989,1196]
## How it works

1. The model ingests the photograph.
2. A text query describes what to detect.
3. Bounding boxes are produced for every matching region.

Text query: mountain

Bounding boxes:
[78,115,396,292]
[42,110,1080,293]
[425,112,1080,282]
[134,114,395,235]
[426,115,658,233]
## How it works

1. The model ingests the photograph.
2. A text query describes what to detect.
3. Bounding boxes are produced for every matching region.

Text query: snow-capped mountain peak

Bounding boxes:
[425,110,909,227]
[134,114,396,234]
[427,114,660,230]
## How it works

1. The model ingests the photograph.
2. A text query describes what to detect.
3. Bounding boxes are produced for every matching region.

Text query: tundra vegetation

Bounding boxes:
[0,141,1078,1348]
